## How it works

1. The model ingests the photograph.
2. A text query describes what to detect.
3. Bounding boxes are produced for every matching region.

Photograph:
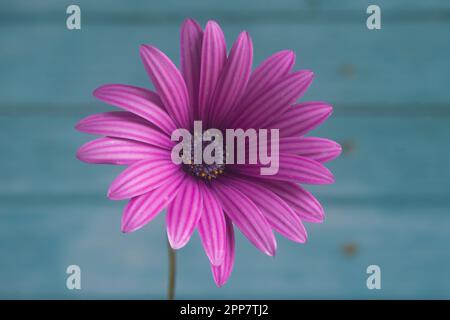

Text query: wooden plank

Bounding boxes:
[0,201,449,298]
[1,115,449,199]
[1,22,450,112]
[0,0,448,301]
[1,0,450,18]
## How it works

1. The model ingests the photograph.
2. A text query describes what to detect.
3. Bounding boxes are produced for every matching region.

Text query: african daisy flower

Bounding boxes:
[76,18,341,288]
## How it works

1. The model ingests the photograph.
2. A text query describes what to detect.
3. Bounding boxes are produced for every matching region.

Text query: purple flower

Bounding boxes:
[76,19,341,287]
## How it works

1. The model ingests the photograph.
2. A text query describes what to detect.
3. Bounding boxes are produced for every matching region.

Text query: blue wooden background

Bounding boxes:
[1,0,450,299]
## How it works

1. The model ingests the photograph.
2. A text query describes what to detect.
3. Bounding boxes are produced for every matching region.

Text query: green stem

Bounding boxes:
[167,241,176,300]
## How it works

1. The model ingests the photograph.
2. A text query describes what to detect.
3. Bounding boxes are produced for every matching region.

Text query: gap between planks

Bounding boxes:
[1,103,450,118]
[1,193,450,207]
[1,9,450,26]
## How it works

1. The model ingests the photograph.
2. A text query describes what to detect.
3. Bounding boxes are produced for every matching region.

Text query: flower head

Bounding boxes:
[76,18,341,287]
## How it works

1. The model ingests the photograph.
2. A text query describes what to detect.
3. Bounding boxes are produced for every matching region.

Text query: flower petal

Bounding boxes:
[75,111,173,149]
[223,50,295,127]
[140,45,192,129]
[232,154,334,185]
[95,83,163,106]
[244,50,296,103]
[198,20,227,124]
[232,70,314,129]
[280,137,342,163]
[76,137,166,165]
[212,180,276,256]
[180,18,203,119]
[93,84,177,135]
[211,216,235,287]
[270,102,333,137]
[198,183,226,266]
[224,176,307,243]
[167,177,203,249]
[208,31,253,127]
[108,156,179,200]
[121,172,186,233]
[262,180,324,223]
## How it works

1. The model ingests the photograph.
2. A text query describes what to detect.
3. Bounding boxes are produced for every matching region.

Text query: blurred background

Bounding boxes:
[1,0,450,299]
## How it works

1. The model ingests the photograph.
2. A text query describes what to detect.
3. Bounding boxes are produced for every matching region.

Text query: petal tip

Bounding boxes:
[206,20,220,28]
[327,174,336,184]
[107,188,120,200]
[303,70,314,80]
[121,223,140,234]
[266,241,277,257]
[213,276,225,288]
[287,230,308,244]
[316,103,333,116]
[120,216,132,233]
[283,50,296,62]
[183,18,201,29]
[74,121,83,131]
[212,271,228,288]
[75,147,86,162]
[240,30,250,38]
[167,235,186,250]
[92,84,109,98]
[286,49,295,57]
[139,44,156,57]
[92,86,102,97]
[210,255,225,267]
[333,142,343,157]
[318,165,335,184]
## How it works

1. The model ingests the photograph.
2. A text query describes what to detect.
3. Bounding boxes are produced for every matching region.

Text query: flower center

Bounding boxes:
[182,137,226,181]
[185,162,225,181]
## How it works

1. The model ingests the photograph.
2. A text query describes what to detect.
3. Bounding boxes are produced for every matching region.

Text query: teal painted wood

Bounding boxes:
[1,116,449,199]
[1,202,449,299]
[1,22,450,111]
[1,0,450,16]
[0,0,449,299]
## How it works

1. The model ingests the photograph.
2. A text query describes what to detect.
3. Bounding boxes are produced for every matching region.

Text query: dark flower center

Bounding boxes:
[185,162,225,181]
[182,136,226,181]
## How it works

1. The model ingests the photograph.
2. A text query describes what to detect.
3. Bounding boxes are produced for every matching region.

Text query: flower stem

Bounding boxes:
[167,241,176,300]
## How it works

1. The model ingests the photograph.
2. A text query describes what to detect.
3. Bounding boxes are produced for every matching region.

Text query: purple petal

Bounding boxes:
[198,183,226,266]
[270,102,333,137]
[167,177,203,249]
[232,70,314,129]
[198,20,227,124]
[224,176,307,243]
[108,156,179,200]
[208,31,253,127]
[224,50,295,127]
[140,45,192,129]
[280,137,342,162]
[212,180,276,256]
[211,216,235,287]
[75,111,173,149]
[262,180,324,223]
[76,137,166,165]
[121,172,186,233]
[93,84,177,135]
[94,83,163,107]
[180,18,203,119]
[232,154,334,185]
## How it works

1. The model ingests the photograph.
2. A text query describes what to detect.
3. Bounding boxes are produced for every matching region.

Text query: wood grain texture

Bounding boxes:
[1,116,449,199]
[0,0,449,299]
[1,0,450,18]
[1,202,449,298]
[1,23,449,110]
